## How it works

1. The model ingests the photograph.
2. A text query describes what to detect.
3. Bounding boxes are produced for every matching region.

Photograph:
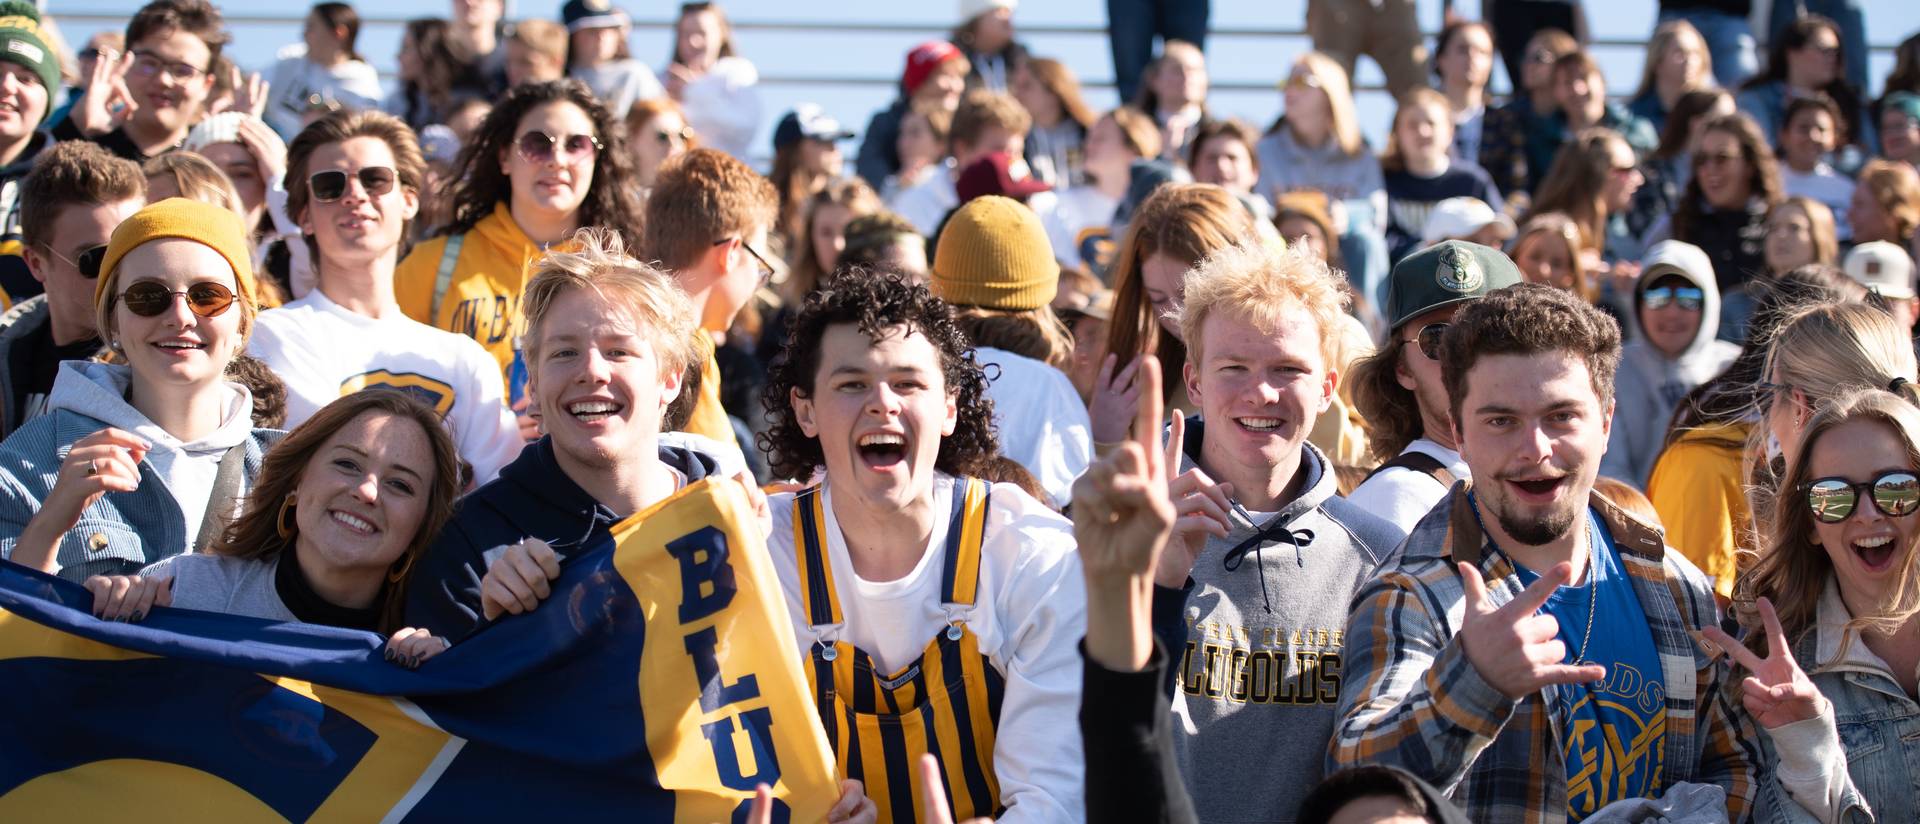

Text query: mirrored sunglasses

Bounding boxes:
[1804,472,1920,523]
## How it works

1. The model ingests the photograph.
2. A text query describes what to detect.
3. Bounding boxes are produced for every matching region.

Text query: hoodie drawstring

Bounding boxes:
[1220,501,1315,613]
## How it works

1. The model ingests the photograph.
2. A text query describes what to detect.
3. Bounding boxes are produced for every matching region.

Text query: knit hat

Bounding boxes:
[958,0,1016,22]
[560,0,627,32]
[931,195,1058,311]
[1383,240,1523,331]
[96,198,259,312]
[183,112,282,155]
[0,2,59,120]
[902,41,964,96]
[955,150,1050,204]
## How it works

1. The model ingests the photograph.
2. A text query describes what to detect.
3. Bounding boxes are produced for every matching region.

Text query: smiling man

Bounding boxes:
[1602,241,1737,488]
[1146,241,1402,823]
[1330,283,1758,822]
[55,0,228,161]
[761,270,1085,823]
[404,230,723,640]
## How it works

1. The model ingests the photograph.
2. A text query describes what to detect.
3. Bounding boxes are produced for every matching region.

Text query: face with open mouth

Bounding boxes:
[110,239,244,391]
[1456,351,1611,547]
[1185,304,1333,480]
[794,323,956,510]
[1806,418,1920,609]
[528,288,681,475]
[292,410,437,586]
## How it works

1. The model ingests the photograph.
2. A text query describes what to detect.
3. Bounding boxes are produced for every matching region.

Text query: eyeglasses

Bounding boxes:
[47,243,108,279]
[1803,471,1920,523]
[117,280,236,318]
[309,167,398,202]
[1644,285,1704,311]
[1285,74,1323,91]
[1697,152,1744,168]
[1405,322,1449,360]
[128,50,207,82]
[515,130,603,164]
[1527,49,1559,65]
[653,125,693,147]
[717,236,783,286]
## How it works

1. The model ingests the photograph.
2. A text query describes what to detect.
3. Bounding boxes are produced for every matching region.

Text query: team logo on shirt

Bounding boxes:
[340,371,456,417]
[1435,246,1484,294]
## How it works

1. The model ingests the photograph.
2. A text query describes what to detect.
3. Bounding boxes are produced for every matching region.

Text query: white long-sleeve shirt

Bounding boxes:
[767,474,1087,823]
[250,290,524,485]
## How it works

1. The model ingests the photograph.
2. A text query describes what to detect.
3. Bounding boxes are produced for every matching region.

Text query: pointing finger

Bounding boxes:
[1132,355,1164,470]
[1701,626,1768,674]
[1757,597,1795,666]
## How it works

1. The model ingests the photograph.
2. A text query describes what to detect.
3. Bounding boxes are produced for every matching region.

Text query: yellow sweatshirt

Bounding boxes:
[685,333,733,445]
[1646,422,1753,600]
[394,203,574,381]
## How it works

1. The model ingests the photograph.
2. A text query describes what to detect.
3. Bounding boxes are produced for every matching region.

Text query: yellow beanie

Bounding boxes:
[95,197,258,311]
[930,195,1059,311]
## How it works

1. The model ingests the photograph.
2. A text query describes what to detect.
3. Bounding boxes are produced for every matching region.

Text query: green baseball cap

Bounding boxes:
[1384,240,1525,331]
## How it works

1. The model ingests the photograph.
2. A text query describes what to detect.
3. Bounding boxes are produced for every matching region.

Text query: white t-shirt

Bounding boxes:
[1342,438,1468,533]
[1033,186,1119,271]
[250,290,524,485]
[768,474,1085,824]
[974,346,1091,509]
[888,163,958,237]
[262,49,385,139]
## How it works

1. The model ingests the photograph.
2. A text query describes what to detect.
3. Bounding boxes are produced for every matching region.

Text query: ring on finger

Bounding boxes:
[85,458,98,477]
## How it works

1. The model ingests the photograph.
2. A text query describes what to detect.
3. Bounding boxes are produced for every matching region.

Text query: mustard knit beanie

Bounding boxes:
[96,197,259,312]
[931,195,1059,311]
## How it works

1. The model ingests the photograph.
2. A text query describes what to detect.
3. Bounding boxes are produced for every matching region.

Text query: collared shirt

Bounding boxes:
[1329,482,1760,823]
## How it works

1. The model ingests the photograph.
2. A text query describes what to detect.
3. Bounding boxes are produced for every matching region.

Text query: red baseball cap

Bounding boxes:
[902,41,965,95]
[956,151,1051,204]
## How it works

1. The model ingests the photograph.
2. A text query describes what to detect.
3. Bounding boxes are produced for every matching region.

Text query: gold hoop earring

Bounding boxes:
[275,493,298,539]
[387,551,417,584]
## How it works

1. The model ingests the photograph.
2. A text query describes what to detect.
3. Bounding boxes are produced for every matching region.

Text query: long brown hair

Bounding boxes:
[1348,337,1423,462]
[1103,183,1259,398]
[212,390,461,634]
[782,177,879,303]
[1530,128,1630,251]
[1739,387,1920,664]
[1741,15,1862,145]
[1023,57,1095,131]
[1672,113,1782,242]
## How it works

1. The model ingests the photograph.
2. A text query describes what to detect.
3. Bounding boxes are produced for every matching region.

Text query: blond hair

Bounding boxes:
[143,152,244,218]
[1633,19,1712,103]
[1290,52,1363,158]
[520,227,702,378]
[1511,212,1596,303]
[1176,241,1350,368]
[1380,88,1452,173]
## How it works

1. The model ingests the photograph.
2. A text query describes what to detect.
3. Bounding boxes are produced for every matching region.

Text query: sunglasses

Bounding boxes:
[1406,322,1449,360]
[1803,471,1920,523]
[309,167,397,202]
[653,126,692,146]
[516,130,603,164]
[118,280,236,318]
[1697,152,1744,168]
[1644,286,1704,311]
[49,243,108,279]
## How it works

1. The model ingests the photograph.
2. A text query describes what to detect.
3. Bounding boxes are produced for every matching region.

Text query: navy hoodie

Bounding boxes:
[405,437,719,640]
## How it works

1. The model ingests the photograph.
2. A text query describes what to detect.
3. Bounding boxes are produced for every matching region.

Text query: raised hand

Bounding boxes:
[1088,353,1145,446]
[83,574,171,621]
[918,754,991,824]
[235,116,288,186]
[72,50,136,136]
[1158,412,1234,588]
[1456,561,1607,700]
[220,64,270,119]
[1702,597,1827,730]
[1072,355,1176,671]
[479,538,561,621]
[13,428,151,572]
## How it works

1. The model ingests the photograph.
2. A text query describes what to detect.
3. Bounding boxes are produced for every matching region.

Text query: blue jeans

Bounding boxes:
[1106,0,1210,104]
[1659,9,1758,88]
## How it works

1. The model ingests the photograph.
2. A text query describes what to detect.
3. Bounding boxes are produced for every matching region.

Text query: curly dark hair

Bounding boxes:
[438,79,645,249]
[1439,283,1621,426]
[759,268,999,482]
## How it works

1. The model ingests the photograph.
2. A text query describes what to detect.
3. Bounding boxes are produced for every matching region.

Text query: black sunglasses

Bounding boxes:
[1406,322,1449,360]
[118,280,236,318]
[309,167,397,202]
[1804,471,1920,523]
[50,243,108,279]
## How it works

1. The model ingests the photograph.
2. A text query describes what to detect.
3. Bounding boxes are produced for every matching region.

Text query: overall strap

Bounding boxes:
[939,477,991,607]
[794,485,842,627]
[1363,450,1456,488]
[428,233,466,325]
[192,443,248,552]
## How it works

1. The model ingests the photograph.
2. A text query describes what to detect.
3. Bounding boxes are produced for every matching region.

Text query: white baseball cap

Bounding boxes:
[1844,241,1917,300]
[1421,197,1517,246]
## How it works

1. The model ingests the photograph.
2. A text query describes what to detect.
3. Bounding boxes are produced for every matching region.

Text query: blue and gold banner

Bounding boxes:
[0,478,836,822]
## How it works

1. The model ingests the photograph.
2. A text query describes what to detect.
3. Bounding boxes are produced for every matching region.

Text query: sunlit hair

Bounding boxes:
[642,147,778,271]
[1104,183,1261,399]
[949,90,1031,155]
[1632,19,1711,103]
[1379,88,1452,174]
[1674,113,1782,241]
[519,227,701,378]
[1348,340,1422,462]
[1106,105,1163,162]
[625,96,699,152]
[1509,212,1595,302]
[143,151,243,218]
[1762,302,1918,430]
[211,390,460,635]
[783,177,880,302]
[1742,387,1920,666]
[1531,128,1632,252]
[1175,241,1349,370]
[1766,197,1840,271]
[1856,159,1920,243]
[1274,52,1362,158]
[952,304,1074,369]
[1023,57,1096,131]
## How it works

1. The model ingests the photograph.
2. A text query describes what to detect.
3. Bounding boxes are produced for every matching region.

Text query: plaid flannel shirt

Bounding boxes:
[1329,482,1761,823]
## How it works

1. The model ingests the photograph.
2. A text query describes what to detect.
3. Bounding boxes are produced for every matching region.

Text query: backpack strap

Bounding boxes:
[428,233,466,324]
[1363,451,1456,489]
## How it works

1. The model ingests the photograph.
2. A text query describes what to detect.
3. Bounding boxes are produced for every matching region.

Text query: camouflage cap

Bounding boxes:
[1383,240,1525,331]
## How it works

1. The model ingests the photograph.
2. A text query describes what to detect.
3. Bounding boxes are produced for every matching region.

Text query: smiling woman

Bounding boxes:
[0,197,281,582]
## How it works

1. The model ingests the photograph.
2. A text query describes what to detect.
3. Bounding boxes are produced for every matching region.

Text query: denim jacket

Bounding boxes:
[0,397,277,583]
[1755,581,1917,823]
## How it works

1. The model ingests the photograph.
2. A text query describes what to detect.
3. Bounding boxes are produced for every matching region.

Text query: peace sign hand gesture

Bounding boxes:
[1702,597,1828,729]
[1457,561,1608,700]
[1073,355,1177,671]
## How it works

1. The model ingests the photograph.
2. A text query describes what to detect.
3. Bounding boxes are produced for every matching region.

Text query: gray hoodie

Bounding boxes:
[1602,241,1740,488]
[1152,419,1405,823]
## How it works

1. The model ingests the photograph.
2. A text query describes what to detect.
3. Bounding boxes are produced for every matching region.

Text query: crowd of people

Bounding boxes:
[0,0,1918,820]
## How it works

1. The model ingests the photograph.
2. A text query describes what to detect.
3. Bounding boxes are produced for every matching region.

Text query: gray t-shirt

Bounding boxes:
[141,553,297,623]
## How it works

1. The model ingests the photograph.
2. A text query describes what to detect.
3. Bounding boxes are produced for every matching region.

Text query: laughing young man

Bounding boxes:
[55,0,229,161]
[1149,242,1403,823]
[761,270,1085,823]
[1330,283,1758,822]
